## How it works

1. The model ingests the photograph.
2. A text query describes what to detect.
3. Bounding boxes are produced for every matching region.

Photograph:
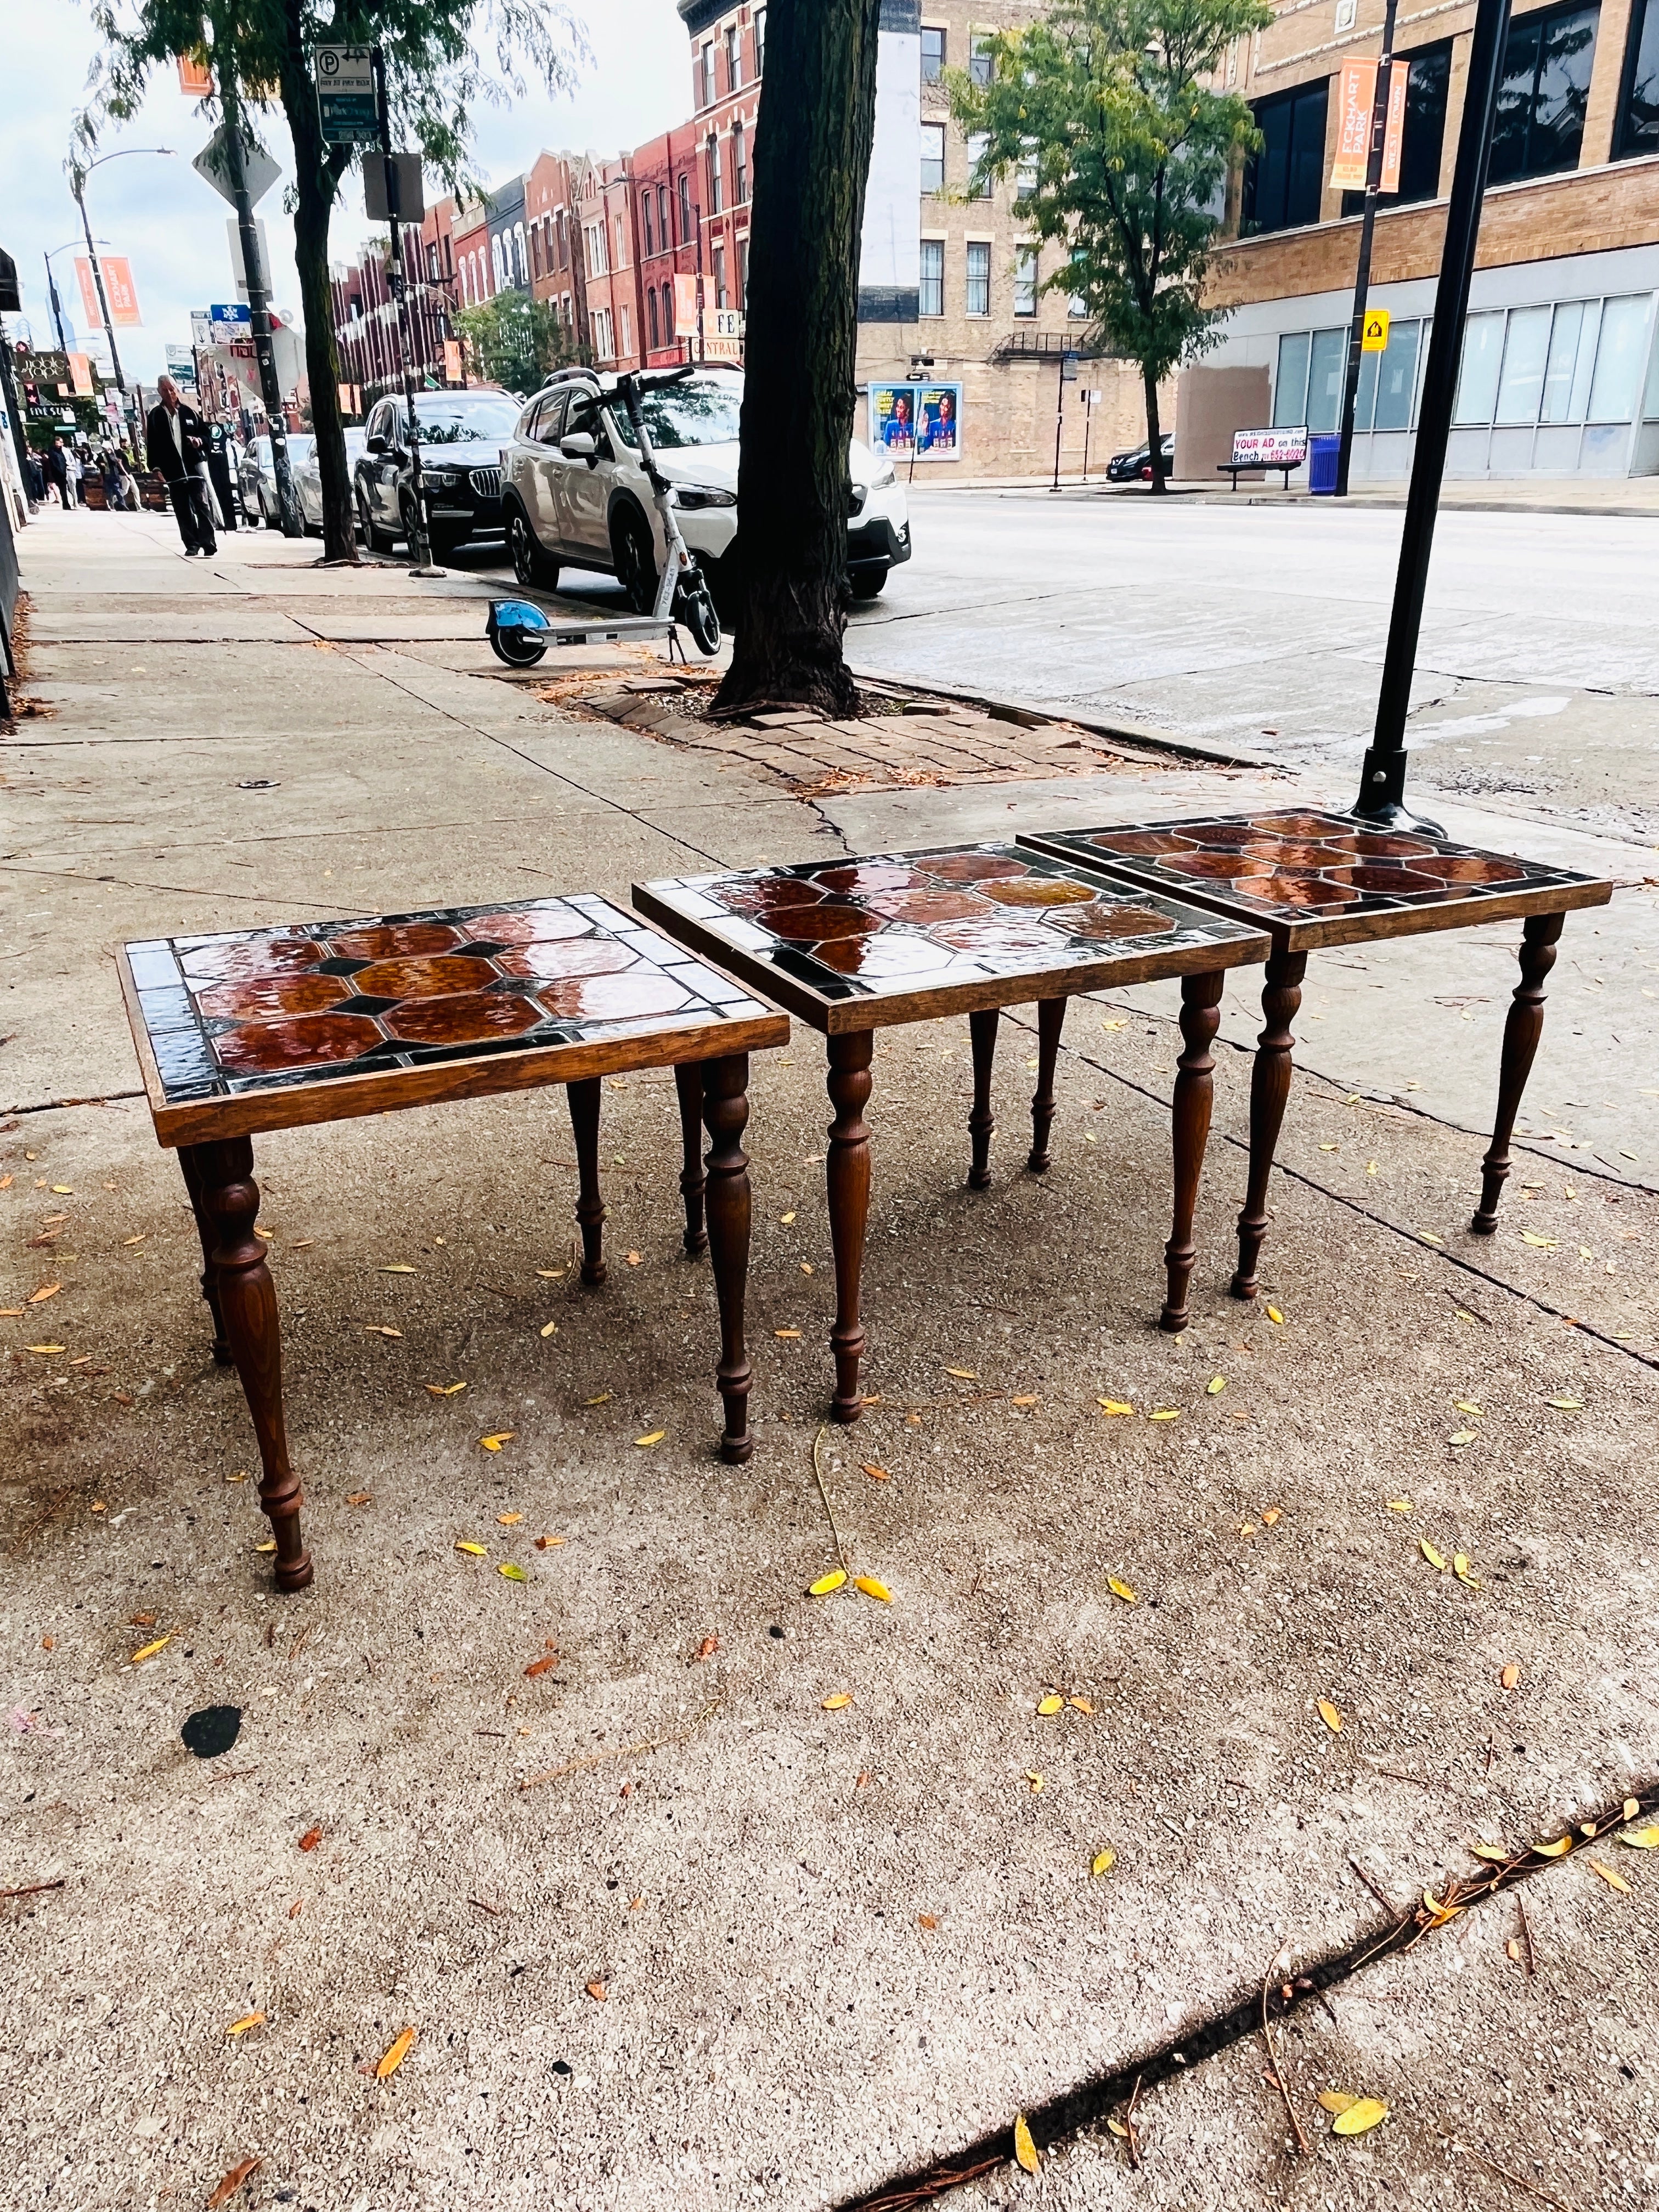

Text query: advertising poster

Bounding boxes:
[868,381,963,459]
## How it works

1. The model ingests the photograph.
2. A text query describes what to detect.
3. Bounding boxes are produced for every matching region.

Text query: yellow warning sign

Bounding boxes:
[1362,309,1391,353]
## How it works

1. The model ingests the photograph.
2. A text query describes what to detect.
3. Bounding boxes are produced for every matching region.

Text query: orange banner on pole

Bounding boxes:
[177,53,213,97]
[69,352,94,396]
[74,256,101,329]
[99,257,143,325]
[673,272,700,340]
[1330,57,1409,193]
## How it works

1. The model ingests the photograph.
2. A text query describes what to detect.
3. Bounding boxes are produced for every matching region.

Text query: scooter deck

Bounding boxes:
[531,616,680,648]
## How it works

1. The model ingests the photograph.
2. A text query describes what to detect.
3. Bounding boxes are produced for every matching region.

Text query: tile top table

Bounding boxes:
[636,841,1271,1414]
[1019,807,1614,1290]
[118,893,789,1589]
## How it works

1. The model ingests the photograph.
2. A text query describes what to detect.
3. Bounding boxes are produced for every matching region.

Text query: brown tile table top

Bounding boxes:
[1017,809,1613,952]
[119,892,788,1146]
[633,842,1271,1032]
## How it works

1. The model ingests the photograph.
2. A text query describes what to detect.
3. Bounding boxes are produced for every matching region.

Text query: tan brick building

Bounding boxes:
[1200,0,1659,477]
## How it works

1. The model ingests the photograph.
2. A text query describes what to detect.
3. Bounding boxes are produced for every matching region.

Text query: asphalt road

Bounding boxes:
[431,484,1659,847]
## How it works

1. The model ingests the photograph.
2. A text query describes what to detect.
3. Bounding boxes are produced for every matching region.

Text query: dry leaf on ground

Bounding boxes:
[854,1575,892,1602]
[479,1432,515,1451]
[1108,1578,1138,1604]
[226,2011,266,2037]
[1588,1858,1632,1893]
[808,1570,847,1596]
[1318,2091,1358,2114]
[1620,1825,1659,1848]
[1420,1538,1449,1570]
[376,2025,416,2079]
[130,1637,170,1664]
[821,1691,853,1711]
[1098,1398,1135,1416]
[1013,2113,1040,2175]
[634,1430,665,1448]
[1036,1695,1063,1717]
[425,1381,467,1396]
[206,2158,263,2208]
[524,1655,558,1678]
[498,1562,527,1582]
[1331,2097,1389,2137]
[1500,1662,1521,1689]
[1091,1848,1116,1877]
[1317,1700,1343,1733]
[455,1541,487,1557]
[297,1825,323,1852]
[585,1979,608,2001]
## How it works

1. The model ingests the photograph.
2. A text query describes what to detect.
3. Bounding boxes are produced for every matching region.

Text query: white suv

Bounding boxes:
[501,365,912,611]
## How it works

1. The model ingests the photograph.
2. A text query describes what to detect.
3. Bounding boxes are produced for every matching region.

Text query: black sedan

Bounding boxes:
[353,390,521,557]
[1105,432,1175,483]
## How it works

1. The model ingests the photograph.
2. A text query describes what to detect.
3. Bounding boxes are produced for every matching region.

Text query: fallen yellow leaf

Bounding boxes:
[1261,1506,1281,1527]
[1545,1395,1583,1410]
[821,1691,853,1710]
[1108,1577,1138,1604]
[131,1636,171,1664]
[1455,1401,1483,1416]
[1500,1662,1521,1689]
[539,1320,558,1339]
[1148,1407,1181,1421]
[535,1268,565,1279]
[861,1462,889,1481]
[1332,2097,1389,2137]
[1532,1836,1573,1858]
[1068,1695,1093,1715]
[1317,1700,1343,1734]
[1266,1306,1284,1324]
[1097,1398,1134,1416]
[1470,1841,1510,1863]
[1448,1430,1478,1447]
[583,1392,612,1406]
[425,1381,467,1396]
[1454,1554,1482,1588]
[1037,1694,1064,1717]
[376,2025,416,2080]
[455,1541,487,1557]
[226,2011,266,2038]
[480,1432,515,1451]
[496,1512,522,1525]
[1091,1847,1116,1877]
[1587,1858,1630,1894]
[381,1264,417,1274]
[1011,1393,1037,1407]
[1206,1375,1227,1395]
[27,1284,63,1303]
[780,1211,796,1224]
[1107,2117,1129,2138]
[1318,2091,1359,2115]
[51,1185,73,1196]
[943,1367,978,1381]
[498,1562,527,1582]
[809,1570,847,1596]
[1420,1538,1449,1570]
[25,1345,66,1355]
[1520,1231,1557,1249]
[854,1575,892,1603]
[1026,1771,1043,1792]
[1013,2113,1040,2175]
[1387,1497,1413,1514]
[1423,1888,1461,1922]
[1619,1825,1659,1849]
[634,1430,665,1448]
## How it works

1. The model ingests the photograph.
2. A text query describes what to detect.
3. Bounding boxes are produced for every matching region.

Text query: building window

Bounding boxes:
[1067,249,1088,317]
[659,184,670,247]
[1489,3,1600,184]
[755,8,765,76]
[663,281,675,343]
[922,26,946,81]
[615,214,626,269]
[1340,43,1452,216]
[726,23,742,91]
[921,121,946,194]
[714,242,728,309]
[737,236,749,303]
[620,303,631,359]
[966,133,993,197]
[1015,143,1038,201]
[1014,244,1037,317]
[1243,79,1330,234]
[679,172,693,242]
[965,240,990,317]
[643,191,654,257]
[708,134,723,213]
[919,238,944,317]
[592,306,614,361]
[557,210,568,268]
[701,42,716,108]
[648,287,660,349]
[734,121,747,205]
[970,33,995,85]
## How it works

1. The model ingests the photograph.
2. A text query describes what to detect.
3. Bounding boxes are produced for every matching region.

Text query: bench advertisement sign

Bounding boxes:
[869,381,962,459]
[1232,427,1308,468]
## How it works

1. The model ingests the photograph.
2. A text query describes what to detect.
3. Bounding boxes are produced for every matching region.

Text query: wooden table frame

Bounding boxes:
[635,844,1269,1420]
[117,898,789,1589]
[1017,811,1613,1297]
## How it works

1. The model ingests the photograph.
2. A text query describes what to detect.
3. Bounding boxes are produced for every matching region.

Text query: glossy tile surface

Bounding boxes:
[1023,809,1607,945]
[125,894,770,1105]
[637,842,1264,1013]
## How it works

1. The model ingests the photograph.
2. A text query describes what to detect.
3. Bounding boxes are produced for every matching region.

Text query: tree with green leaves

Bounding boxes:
[454,289,580,391]
[711,0,882,720]
[77,1,583,561]
[951,0,1269,490]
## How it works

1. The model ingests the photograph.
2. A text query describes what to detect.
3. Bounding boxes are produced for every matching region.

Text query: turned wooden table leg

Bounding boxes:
[674,1060,709,1256]
[701,1053,754,1462]
[199,1136,311,1591]
[566,1076,607,1285]
[177,1143,232,1364]
[1231,950,1307,1300]
[1028,996,1068,1172]
[826,1029,874,1424]
[967,1007,998,1189]
[1161,970,1224,1334]
[1472,912,1564,1235]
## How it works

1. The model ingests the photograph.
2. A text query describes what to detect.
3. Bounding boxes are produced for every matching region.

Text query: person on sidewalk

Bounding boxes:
[145,375,218,556]
[66,443,85,506]
[47,439,71,510]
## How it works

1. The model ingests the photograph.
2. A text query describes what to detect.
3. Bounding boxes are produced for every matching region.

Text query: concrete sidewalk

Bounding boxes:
[4,510,1656,2212]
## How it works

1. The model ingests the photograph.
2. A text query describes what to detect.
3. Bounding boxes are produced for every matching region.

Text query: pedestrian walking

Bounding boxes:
[145,375,218,557]
[47,438,71,510]
[24,448,45,504]
[66,444,85,506]
[101,449,127,510]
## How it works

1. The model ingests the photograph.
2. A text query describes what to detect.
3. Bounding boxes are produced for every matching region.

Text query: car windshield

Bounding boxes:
[286,436,315,464]
[411,396,520,443]
[611,375,743,451]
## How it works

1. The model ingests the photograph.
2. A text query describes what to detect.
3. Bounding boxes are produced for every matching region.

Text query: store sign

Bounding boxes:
[21,347,72,393]
[315,45,379,146]
[868,381,963,460]
[1330,59,1406,193]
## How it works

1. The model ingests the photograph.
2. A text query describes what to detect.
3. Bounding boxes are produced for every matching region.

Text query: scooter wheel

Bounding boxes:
[679,579,721,658]
[490,633,548,668]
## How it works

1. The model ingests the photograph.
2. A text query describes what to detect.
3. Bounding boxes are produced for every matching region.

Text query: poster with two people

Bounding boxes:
[868,382,962,459]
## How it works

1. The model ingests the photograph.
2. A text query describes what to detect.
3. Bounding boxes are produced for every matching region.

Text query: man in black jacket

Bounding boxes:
[145,375,218,555]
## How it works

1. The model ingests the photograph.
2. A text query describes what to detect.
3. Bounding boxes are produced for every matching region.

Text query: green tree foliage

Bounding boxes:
[454,290,580,392]
[75,0,583,558]
[951,0,1269,488]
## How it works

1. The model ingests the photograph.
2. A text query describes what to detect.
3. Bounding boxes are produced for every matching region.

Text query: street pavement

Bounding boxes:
[3,507,1657,2212]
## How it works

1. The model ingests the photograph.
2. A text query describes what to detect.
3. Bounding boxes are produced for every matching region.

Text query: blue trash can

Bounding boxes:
[1308,433,1341,495]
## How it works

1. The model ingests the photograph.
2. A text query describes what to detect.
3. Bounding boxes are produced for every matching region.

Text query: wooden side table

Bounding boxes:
[1019,809,1613,1294]
[635,843,1269,1419]
[118,893,789,1588]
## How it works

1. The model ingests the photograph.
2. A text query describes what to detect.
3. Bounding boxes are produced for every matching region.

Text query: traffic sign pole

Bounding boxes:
[371,47,438,574]
[1334,0,1398,499]
[218,71,302,537]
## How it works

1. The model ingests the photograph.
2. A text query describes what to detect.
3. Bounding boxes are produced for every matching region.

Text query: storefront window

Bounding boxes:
[1587,295,1652,419]
[1373,319,1421,429]
[1453,312,1505,423]
[1273,331,1311,426]
[1307,328,1347,431]
[1495,304,1552,422]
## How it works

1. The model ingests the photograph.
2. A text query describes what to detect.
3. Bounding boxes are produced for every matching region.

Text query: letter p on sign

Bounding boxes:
[1362,309,1391,353]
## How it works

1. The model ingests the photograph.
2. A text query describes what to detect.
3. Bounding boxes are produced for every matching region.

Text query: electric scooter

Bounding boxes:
[488,366,721,669]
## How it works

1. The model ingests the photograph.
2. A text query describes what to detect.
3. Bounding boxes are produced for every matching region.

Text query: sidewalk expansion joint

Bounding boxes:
[839,1779,1657,2211]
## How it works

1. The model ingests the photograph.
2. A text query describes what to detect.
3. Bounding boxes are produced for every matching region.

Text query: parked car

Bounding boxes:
[238,433,314,523]
[501,365,912,609]
[353,390,520,557]
[294,427,369,535]
[1105,432,1175,484]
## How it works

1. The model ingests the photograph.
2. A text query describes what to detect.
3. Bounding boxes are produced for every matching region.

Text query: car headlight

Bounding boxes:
[672,484,736,509]
[425,467,461,488]
[868,457,896,489]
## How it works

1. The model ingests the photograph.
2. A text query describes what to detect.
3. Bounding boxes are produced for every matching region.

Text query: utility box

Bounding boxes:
[1173,364,1272,481]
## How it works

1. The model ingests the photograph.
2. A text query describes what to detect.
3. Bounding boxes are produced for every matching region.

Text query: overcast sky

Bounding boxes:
[2,0,688,386]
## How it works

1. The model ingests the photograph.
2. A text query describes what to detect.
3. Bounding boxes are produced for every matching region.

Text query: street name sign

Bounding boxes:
[315,46,378,146]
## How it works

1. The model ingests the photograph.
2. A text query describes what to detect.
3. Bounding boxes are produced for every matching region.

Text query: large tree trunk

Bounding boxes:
[1142,368,1166,495]
[281,0,357,563]
[711,0,882,719]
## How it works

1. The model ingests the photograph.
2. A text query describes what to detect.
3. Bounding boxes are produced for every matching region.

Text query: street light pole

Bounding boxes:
[372,46,437,573]
[1355,0,1514,825]
[70,166,126,392]
[43,254,71,350]
[1334,0,1400,498]
[215,72,303,537]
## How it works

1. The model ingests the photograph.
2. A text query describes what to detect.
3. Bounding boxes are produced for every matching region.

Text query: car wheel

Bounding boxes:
[611,505,657,616]
[357,488,393,554]
[508,506,560,590]
[849,568,887,600]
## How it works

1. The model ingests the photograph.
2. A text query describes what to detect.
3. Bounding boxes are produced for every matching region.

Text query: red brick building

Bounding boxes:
[526,150,586,348]
[632,123,705,365]
[679,1,764,323]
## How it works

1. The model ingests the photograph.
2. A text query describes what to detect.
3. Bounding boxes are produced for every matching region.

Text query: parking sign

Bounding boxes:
[315,45,378,145]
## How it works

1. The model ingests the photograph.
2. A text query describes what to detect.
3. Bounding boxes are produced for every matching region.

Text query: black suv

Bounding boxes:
[354,389,523,557]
